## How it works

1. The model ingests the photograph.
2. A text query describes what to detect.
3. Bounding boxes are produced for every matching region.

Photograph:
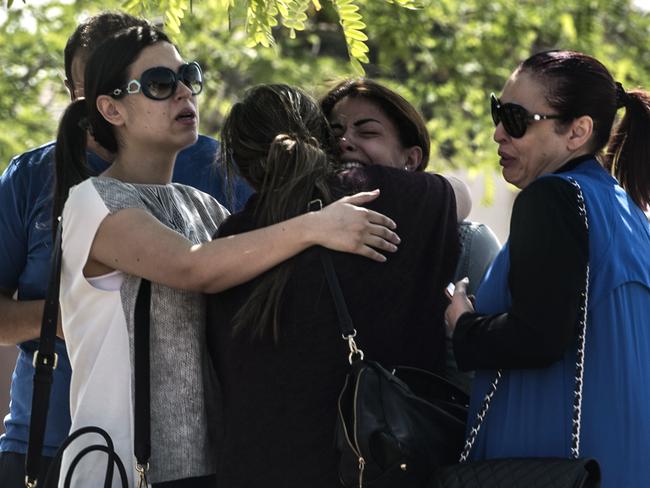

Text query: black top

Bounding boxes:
[453,155,590,370]
[206,165,459,487]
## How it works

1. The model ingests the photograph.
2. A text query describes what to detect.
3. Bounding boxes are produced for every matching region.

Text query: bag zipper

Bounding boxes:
[336,367,367,487]
[353,368,367,487]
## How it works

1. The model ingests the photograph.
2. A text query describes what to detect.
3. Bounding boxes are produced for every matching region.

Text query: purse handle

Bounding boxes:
[25,221,152,487]
[459,177,590,462]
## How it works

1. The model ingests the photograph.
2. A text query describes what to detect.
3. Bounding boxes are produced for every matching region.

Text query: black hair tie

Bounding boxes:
[615,81,630,109]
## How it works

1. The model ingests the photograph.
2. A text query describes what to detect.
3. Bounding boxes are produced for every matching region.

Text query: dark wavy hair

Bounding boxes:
[64,11,150,96]
[320,78,430,171]
[221,84,336,340]
[53,25,171,224]
[520,50,650,208]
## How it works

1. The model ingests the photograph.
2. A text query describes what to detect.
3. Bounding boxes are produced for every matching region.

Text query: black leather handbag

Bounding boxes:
[430,178,601,488]
[318,249,469,488]
[24,223,152,488]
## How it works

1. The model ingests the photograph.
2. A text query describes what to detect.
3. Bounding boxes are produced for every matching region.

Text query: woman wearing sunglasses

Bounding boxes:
[53,26,400,487]
[445,50,650,486]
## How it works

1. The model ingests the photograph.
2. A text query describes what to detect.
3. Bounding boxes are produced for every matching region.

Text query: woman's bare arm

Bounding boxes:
[88,190,399,293]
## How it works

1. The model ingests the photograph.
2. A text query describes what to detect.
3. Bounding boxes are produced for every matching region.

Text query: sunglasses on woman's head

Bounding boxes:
[490,93,562,138]
[111,62,203,101]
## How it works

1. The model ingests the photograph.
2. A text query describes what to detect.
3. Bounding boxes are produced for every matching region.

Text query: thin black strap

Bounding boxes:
[319,250,355,337]
[133,279,151,474]
[25,222,63,487]
[25,222,151,487]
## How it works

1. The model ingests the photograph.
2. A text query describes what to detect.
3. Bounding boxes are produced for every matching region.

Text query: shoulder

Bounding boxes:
[1,142,56,185]
[514,175,579,215]
[172,183,229,219]
[510,175,586,250]
[85,177,148,214]
[340,165,450,200]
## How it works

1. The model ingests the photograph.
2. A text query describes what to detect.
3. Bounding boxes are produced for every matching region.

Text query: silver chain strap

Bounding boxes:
[458,177,590,462]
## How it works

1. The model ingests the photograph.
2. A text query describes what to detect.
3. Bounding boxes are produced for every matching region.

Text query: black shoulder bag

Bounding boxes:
[318,247,468,488]
[430,178,601,487]
[24,221,152,488]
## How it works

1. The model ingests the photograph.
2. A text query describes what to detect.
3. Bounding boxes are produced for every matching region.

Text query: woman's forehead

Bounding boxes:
[129,42,183,76]
[332,97,387,124]
[501,70,549,109]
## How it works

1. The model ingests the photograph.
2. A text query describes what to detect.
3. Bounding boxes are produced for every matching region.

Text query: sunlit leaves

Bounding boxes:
[331,0,368,72]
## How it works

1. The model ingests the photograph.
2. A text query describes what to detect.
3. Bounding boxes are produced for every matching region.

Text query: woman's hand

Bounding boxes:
[444,278,474,338]
[311,189,400,262]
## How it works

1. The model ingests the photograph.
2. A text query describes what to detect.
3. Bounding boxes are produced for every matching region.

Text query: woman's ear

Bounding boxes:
[96,95,125,127]
[566,115,594,151]
[404,145,423,171]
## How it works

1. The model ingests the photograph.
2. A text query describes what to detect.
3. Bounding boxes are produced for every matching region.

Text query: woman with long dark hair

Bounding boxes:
[207,84,460,487]
[54,27,399,487]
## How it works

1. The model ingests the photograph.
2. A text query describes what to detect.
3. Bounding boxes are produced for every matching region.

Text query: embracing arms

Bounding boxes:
[86,190,400,294]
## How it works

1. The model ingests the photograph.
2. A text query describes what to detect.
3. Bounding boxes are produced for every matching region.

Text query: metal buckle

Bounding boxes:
[32,350,58,370]
[343,330,364,364]
[136,463,149,488]
[25,475,38,488]
[308,199,323,212]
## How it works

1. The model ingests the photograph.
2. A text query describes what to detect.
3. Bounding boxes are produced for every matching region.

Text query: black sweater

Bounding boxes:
[206,165,459,488]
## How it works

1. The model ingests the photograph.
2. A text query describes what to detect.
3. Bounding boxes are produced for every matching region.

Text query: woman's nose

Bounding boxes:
[338,134,355,152]
[175,79,193,99]
[493,122,508,144]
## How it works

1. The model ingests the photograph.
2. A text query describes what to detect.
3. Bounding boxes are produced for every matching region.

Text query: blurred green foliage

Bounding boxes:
[1,0,650,181]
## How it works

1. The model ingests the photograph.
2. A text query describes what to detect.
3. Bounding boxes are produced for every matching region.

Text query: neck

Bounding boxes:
[103,146,177,184]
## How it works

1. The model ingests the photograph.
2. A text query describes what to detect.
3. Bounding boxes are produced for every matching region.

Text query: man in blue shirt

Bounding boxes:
[0,11,250,486]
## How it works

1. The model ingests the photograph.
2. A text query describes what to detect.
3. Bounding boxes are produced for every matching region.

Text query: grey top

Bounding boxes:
[92,177,228,482]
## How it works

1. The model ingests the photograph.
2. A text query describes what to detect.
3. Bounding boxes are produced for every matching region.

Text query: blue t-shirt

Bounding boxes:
[0,135,251,456]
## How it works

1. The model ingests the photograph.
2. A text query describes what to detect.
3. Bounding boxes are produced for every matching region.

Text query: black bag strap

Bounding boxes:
[25,221,152,488]
[25,222,63,487]
[458,177,590,462]
[133,279,151,486]
[309,196,363,364]
[318,248,365,363]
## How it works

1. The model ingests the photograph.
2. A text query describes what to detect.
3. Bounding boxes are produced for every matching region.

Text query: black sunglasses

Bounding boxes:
[490,93,562,138]
[111,62,203,101]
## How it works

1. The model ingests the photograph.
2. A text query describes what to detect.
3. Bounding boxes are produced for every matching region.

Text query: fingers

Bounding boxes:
[367,222,400,246]
[357,244,387,263]
[365,208,397,230]
[342,189,381,206]
[362,233,398,254]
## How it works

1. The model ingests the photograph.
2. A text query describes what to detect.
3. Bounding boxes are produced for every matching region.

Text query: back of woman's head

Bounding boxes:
[221,84,336,340]
[54,25,171,222]
[520,50,650,208]
[221,84,331,193]
[320,78,430,171]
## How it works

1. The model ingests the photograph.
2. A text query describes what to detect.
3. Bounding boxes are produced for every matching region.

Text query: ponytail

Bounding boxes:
[221,84,337,341]
[53,99,91,228]
[233,133,334,341]
[605,89,650,209]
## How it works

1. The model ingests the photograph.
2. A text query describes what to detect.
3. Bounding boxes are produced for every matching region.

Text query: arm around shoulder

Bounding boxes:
[87,190,400,293]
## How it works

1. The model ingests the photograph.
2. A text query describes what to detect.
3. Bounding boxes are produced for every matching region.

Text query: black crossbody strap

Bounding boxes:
[319,250,355,338]
[25,222,152,487]
[25,223,63,487]
[133,279,151,482]
[318,249,366,364]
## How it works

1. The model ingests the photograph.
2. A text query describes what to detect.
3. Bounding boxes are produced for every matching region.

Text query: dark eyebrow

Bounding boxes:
[354,118,381,127]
